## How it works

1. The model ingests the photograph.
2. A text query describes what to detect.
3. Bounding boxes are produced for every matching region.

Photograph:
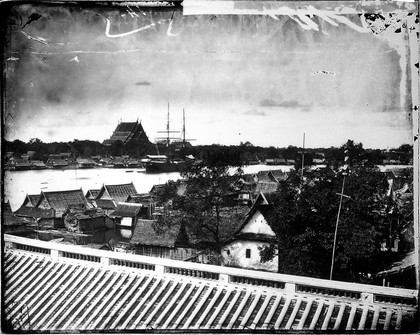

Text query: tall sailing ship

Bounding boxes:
[144,104,195,173]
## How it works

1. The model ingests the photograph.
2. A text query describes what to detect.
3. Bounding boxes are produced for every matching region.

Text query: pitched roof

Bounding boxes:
[130,219,189,247]
[93,199,117,210]
[14,206,55,219]
[126,194,154,204]
[63,207,106,220]
[77,157,96,164]
[110,202,142,218]
[30,160,46,167]
[23,194,41,207]
[268,169,287,182]
[104,121,149,145]
[3,211,32,226]
[36,189,89,214]
[255,181,278,194]
[233,192,272,236]
[376,251,415,277]
[96,183,138,203]
[85,189,101,199]
[233,232,277,243]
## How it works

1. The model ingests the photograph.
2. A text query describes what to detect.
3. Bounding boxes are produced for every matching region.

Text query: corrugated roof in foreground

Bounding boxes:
[3,248,418,333]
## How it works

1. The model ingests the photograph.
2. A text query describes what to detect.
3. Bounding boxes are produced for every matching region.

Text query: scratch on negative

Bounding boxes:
[105,18,170,38]
[20,30,49,46]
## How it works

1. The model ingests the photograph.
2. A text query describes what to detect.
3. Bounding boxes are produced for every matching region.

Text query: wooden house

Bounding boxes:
[21,194,41,207]
[265,158,287,165]
[130,219,195,260]
[95,182,138,203]
[126,194,155,219]
[85,189,101,201]
[268,170,287,182]
[14,206,56,228]
[376,251,416,289]
[77,157,96,169]
[109,202,142,227]
[3,211,30,234]
[222,192,278,272]
[46,158,69,169]
[35,189,91,227]
[63,207,111,233]
[93,199,117,215]
[31,160,47,169]
[9,158,32,170]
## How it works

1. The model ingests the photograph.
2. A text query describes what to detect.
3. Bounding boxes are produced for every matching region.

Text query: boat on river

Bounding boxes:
[146,104,195,173]
[143,155,190,173]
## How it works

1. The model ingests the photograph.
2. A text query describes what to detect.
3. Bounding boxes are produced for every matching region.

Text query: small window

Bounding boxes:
[245,249,251,258]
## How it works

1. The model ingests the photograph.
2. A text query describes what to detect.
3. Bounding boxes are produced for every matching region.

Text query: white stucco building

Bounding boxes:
[222,192,278,272]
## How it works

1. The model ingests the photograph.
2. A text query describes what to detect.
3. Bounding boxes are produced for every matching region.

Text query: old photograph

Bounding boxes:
[2,0,419,332]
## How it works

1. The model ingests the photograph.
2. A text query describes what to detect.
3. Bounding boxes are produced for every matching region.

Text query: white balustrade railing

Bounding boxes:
[4,234,418,308]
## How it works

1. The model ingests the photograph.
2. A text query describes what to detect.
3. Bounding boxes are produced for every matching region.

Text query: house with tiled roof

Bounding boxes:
[9,158,32,170]
[265,157,287,165]
[130,219,195,260]
[63,207,110,233]
[268,169,288,182]
[31,160,47,169]
[76,157,96,169]
[21,194,42,207]
[222,192,278,272]
[35,189,91,227]
[126,194,155,219]
[93,199,117,215]
[3,211,30,234]
[85,189,101,201]
[96,182,138,203]
[14,206,56,228]
[109,202,143,227]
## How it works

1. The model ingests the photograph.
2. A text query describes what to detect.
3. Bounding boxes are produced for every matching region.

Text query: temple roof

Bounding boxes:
[103,121,150,146]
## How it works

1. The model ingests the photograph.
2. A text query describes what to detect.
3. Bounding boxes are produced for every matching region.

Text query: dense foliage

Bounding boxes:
[260,165,413,283]
[4,138,412,166]
[176,149,244,248]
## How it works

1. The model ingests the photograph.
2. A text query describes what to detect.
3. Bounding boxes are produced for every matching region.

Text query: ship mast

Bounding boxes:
[182,108,186,147]
[166,102,170,147]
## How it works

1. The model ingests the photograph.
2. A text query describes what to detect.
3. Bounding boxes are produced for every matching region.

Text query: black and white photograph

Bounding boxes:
[2,0,419,332]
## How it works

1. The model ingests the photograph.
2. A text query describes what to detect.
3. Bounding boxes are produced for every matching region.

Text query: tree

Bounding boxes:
[260,166,395,282]
[178,149,243,251]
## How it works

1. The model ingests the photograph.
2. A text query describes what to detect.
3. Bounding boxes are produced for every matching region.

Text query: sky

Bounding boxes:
[3,2,415,149]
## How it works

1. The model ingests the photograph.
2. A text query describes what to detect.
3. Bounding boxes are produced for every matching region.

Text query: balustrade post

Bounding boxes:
[101,257,111,266]
[51,249,60,260]
[155,264,165,274]
[285,283,296,294]
[361,292,374,303]
[220,273,229,283]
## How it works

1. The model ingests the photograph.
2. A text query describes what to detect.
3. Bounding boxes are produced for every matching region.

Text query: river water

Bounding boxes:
[4,164,407,247]
[5,164,294,211]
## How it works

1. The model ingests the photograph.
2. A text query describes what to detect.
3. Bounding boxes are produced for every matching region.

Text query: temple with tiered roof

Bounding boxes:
[103,120,150,146]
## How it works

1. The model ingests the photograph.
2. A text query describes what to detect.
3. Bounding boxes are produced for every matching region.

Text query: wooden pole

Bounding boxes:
[301,132,305,180]
[330,175,346,280]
